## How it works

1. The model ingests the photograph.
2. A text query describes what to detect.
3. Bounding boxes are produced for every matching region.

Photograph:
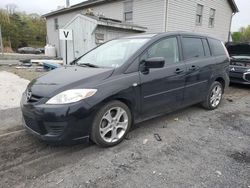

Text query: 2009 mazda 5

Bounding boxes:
[21,32,230,147]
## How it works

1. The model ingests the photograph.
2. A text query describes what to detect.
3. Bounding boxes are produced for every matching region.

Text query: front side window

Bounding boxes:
[76,38,149,68]
[182,37,205,60]
[196,4,203,26]
[124,1,133,21]
[147,37,179,64]
[209,8,216,27]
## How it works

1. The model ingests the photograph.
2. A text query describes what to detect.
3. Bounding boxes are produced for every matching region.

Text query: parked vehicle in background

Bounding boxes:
[21,32,230,147]
[17,47,42,54]
[226,42,250,85]
[37,48,45,54]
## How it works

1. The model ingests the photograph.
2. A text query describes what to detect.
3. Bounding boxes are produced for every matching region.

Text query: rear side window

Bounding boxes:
[182,37,205,60]
[208,38,225,56]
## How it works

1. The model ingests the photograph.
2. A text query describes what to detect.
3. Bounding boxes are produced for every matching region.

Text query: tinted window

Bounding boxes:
[209,38,225,56]
[147,37,179,64]
[182,37,205,60]
[202,39,211,56]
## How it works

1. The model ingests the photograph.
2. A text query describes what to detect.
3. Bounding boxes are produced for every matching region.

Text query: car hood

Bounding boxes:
[28,66,114,97]
[231,55,250,60]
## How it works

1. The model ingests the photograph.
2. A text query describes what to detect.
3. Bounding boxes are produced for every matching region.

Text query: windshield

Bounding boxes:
[76,38,149,68]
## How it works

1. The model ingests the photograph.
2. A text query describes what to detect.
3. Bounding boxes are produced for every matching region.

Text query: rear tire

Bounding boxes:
[202,81,223,110]
[91,100,132,147]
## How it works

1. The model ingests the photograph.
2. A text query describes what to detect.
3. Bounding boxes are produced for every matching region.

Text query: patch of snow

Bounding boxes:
[0,71,29,110]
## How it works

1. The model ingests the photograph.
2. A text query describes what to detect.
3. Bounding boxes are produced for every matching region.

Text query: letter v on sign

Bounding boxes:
[59,29,73,41]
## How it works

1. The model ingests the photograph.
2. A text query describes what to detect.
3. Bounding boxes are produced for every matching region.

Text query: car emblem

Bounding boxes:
[27,91,32,101]
[231,67,235,71]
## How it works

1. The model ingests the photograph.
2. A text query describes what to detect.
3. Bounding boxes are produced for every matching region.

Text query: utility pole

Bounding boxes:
[0,25,4,55]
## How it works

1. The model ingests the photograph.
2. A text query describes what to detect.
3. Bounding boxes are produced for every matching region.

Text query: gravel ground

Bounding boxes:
[0,70,249,188]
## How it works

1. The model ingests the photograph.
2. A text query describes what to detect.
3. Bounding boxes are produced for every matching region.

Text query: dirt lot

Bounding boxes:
[0,68,249,188]
[0,66,46,81]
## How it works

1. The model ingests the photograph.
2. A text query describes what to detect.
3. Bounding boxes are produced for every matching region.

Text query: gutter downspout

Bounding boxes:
[228,12,236,42]
[164,0,170,32]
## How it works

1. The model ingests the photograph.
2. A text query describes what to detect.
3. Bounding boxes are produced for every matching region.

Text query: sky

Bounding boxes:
[0,0,249,31]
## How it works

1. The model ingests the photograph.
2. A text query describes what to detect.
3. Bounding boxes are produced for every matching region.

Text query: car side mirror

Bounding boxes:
[144,57,165,69]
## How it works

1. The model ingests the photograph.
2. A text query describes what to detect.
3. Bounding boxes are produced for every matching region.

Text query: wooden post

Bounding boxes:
[65,40,68,65]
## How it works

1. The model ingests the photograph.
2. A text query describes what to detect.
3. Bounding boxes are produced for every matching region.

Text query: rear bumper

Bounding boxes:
[21,93,94,143]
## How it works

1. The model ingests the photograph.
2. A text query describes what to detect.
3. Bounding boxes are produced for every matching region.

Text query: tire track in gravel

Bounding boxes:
[0,130,89,172]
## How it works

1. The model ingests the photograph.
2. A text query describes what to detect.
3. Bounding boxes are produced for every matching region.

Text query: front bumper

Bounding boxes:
[21,93,94,143]
[229,66,250,85]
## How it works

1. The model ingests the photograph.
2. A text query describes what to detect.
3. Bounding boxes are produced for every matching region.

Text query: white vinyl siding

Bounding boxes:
[85,0,166,33]
[133,0,166,33]
[166,0,233,42]
[83,1,124,20]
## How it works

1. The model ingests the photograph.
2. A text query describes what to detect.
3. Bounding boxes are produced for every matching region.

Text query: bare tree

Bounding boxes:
[5,4,18,14]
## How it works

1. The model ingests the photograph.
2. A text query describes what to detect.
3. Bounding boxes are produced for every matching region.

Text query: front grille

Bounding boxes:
[28,94,43,103]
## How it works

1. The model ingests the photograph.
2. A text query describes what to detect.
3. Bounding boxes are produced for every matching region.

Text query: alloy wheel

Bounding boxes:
[210,85,222,108]
[99,107,128,143]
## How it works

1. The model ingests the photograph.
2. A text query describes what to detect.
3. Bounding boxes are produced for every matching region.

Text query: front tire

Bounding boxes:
[91,100,132,147]
[202,81,223,110]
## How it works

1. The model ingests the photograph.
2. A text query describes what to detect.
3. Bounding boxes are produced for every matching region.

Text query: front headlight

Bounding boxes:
[46,89,97,104]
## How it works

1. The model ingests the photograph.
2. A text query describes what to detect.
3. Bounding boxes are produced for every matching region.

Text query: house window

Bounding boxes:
[124,1,133,21]
[209,8,216,27]
[196,4,203,26]
[54,18,59,30]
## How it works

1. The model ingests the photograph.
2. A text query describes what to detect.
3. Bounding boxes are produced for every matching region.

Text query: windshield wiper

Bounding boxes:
[77,63,99,68]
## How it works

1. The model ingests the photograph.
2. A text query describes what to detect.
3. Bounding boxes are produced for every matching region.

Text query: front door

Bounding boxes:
[139,37,187,116]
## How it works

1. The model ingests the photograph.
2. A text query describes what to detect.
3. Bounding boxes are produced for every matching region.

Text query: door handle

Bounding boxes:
[175,68,184,74]
[189,65,199,71]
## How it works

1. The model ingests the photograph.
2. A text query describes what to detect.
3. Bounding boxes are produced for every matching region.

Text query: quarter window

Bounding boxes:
[208,38,225,56]
[124,1,133,21]
[182,37,205,60]
[209,8,216,27]
[147,37,179,64]
[196,4,203,26]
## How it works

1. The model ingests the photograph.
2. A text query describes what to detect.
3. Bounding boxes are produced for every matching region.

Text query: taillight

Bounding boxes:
[246,63,250,67]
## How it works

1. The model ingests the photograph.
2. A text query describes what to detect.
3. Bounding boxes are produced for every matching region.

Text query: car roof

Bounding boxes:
[123,32,219,41]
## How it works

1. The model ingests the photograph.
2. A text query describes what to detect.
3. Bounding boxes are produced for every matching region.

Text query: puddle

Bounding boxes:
[229,151,250,163]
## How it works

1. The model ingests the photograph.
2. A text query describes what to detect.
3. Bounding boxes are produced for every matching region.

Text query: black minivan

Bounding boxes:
[21,32,230,147]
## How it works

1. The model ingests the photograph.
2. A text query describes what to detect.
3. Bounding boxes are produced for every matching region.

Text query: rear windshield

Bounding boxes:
[226,44,250,56]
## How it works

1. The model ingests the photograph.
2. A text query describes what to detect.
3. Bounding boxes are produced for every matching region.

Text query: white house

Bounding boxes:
[43,0,238,58]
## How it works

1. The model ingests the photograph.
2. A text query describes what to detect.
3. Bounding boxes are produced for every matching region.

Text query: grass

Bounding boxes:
[0,66,47,81]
